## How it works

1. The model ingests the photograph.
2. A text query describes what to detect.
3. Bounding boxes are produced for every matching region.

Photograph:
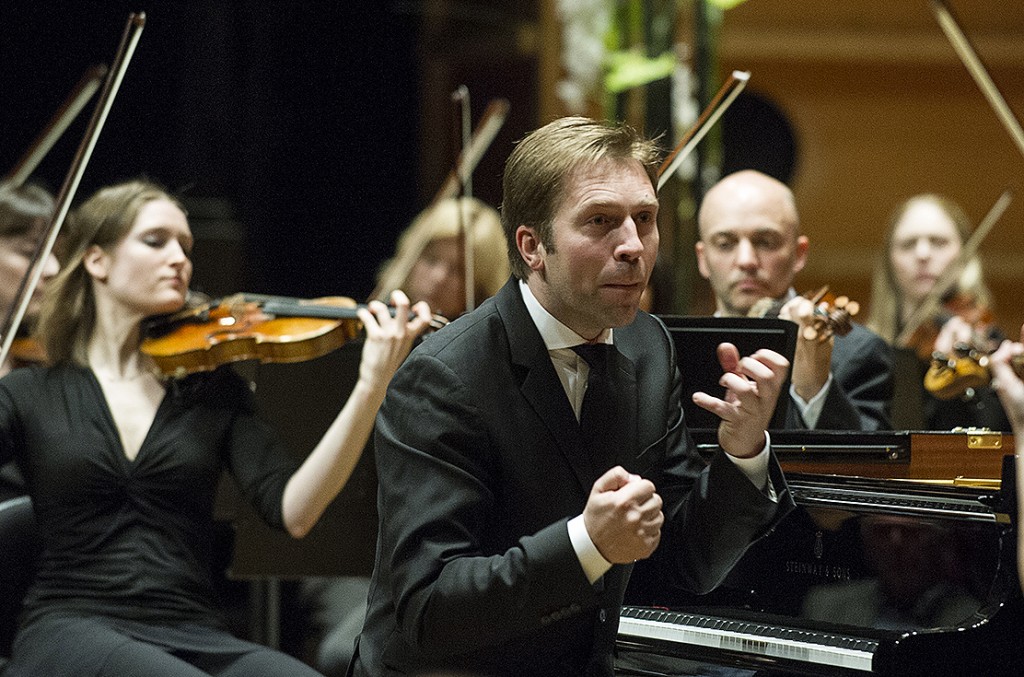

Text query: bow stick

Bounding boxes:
[370,98,510,305]
[432,97,510,204]
[0,13,146,367]
[930,0,1024,161]
[452,86,475,311]
[4,65,108,187]
[657,70,749,191]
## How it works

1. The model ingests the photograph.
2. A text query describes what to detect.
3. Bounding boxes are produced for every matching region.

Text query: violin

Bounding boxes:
[0,337,48,374]
[904,290,997,362]
[799,286,859,343]
[140,293,448,378]
[919,291,1006,399]
[925,346,1024,400]
[748,286,859,342]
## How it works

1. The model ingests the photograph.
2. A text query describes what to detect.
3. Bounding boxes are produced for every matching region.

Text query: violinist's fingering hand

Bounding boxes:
[356,290,432,389]
[989,333,1024,434]
[779,296,832,401]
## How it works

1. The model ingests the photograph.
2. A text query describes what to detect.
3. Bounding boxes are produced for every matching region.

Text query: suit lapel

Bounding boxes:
[495,281,596,490]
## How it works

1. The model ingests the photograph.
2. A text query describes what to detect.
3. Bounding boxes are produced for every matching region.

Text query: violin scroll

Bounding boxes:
[749,285,859,343]
[801,289,859,343]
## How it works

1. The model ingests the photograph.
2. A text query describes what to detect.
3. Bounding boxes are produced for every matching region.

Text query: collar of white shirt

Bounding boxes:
[518,279,613,349]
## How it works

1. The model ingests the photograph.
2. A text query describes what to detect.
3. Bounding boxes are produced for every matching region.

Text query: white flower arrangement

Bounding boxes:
[555,0,613,114]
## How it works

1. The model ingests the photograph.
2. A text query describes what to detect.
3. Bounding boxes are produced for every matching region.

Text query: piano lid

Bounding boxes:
[692,428,1014,481]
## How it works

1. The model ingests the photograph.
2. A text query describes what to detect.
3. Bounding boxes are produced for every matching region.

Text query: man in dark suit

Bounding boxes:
[349,118,795,676]
[696,170,894,431]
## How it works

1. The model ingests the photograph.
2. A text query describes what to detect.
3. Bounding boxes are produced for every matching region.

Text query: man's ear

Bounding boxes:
[516,225,546,273]
[694,241,710,280]
[793,235,810,275]
[82,245,109,281]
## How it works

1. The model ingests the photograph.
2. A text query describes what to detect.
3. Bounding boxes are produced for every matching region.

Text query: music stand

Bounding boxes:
[659,315,798,431]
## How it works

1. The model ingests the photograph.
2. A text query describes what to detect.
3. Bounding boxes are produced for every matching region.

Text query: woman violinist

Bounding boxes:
[0,180,58,503]
[867,193,1010,430]
[0,181,58,378]
[0,179,432,676]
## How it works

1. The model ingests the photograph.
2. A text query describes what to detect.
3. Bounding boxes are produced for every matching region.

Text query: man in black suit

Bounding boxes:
[349,118,795,676]
[696,170,894,431]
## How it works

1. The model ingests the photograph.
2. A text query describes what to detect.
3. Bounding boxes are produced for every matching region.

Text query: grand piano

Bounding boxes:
[616,430,1021,676]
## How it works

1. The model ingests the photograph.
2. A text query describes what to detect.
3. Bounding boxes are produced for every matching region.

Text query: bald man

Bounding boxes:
[695,170,893,431]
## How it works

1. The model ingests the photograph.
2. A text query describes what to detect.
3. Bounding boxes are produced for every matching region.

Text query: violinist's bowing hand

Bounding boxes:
[989,325,1024,433]
[356,289,433,389]
[779,295,831,401]
[692,342,790,459]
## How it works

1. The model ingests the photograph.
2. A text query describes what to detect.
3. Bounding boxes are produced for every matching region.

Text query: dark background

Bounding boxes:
[1,1,423,301]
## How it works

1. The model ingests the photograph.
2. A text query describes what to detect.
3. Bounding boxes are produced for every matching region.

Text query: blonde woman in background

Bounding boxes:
[868,193,1009,430]
[0,181,57,503]
[373,196,509,320]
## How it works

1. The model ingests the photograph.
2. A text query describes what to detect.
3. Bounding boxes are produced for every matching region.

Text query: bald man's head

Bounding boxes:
[695,170,808,316]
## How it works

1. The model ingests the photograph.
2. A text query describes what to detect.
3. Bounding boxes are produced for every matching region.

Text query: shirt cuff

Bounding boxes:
[725,430,777,501]
[789,372,833,429]
[568,514,612,584]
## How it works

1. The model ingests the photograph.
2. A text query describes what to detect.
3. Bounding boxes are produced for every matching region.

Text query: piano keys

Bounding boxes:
[618,606,877,673]
[618,462,1021,675]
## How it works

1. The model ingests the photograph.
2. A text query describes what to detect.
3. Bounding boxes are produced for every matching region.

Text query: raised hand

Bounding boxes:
[779,295,833,401]
[356,289,433,388]
[692,342,790,459]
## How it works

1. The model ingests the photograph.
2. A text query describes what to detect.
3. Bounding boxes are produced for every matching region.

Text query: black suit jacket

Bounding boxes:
[785,323,894,431]
[350,279,793,677]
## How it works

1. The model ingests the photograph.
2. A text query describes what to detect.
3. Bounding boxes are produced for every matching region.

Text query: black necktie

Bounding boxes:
[572,343,619,473]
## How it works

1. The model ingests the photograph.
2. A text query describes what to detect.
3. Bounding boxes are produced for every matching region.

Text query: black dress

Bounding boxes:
[0,364,321,676]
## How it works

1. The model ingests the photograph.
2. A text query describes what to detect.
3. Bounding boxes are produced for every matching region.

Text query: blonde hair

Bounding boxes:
[867,193,992,344]
[375,196,508,304]
[37,180,183,366]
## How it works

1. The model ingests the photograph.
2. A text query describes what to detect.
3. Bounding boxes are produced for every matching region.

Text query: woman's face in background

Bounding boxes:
[889,200,962,309]
[0,221,59,317]
[405,236,466,319]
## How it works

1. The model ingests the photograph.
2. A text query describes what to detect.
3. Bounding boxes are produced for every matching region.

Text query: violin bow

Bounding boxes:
[370,97,510,305]
[657,70,750,191]
[930,0,1024,161]
[432,97,510,204]
[0,13,145,367]
[895,188,1013,347]
[3,64,108,187]
[452,86,475,312]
